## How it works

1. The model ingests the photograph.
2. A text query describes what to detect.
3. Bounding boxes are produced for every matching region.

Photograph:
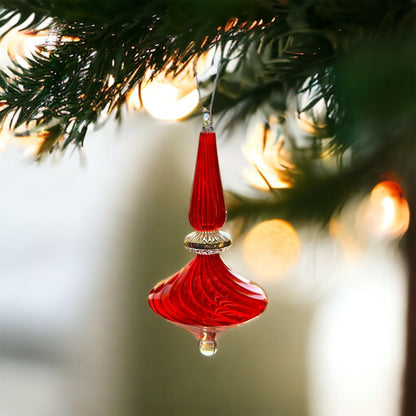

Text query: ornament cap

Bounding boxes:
[202,107,213,131]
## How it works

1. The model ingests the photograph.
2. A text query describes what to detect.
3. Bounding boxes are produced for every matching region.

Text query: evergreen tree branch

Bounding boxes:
[0,0,411,156]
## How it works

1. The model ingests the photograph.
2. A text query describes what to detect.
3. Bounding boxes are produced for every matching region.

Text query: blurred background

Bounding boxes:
[0,106,408,416]
[0,13,412,415]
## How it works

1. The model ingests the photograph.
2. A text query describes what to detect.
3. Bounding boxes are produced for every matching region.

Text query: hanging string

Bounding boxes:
[193,60,204,108]
[193,58,224,115]
[210,60,223,111]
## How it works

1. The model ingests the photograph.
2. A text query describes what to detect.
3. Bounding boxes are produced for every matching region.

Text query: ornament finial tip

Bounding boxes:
[199,339,218,357]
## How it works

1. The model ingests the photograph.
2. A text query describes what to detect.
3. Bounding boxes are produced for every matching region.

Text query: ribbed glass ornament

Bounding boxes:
[188,131,226,231]
[148,254,268,355]
[149,254,267,327]
[148,117,267,356]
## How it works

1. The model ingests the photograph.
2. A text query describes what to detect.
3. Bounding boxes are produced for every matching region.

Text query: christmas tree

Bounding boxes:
[0,1,414,414]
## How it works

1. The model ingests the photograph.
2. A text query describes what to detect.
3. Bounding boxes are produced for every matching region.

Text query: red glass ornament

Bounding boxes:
[189,131,226,231]
[148,121,268,356]
[148,254,268,353]
[149,254,267,327]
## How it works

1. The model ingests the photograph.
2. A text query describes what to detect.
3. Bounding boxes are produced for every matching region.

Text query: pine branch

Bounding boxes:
[229,25,416,226]
[0,0,412,158]
[0,1,283,153]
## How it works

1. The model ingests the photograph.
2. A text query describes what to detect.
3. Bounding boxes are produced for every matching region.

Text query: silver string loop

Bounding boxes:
[193,58,223,131]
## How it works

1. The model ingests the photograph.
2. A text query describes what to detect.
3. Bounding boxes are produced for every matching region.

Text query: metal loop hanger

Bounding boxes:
[193,59,223,131]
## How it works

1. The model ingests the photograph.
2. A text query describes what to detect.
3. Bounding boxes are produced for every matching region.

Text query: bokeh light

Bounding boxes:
[125,84,142,111]
[0,29,48,70]
[0,25,78,155]
[141,68,199,121]
[14,127,47,155]
[243,120,293,191]
[0,24,78,73]
[358,180,409,238]
[243,219,301,280]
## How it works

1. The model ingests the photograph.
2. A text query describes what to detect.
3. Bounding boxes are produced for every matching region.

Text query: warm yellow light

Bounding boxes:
[125,84,142,111]
[243,219,301,280]
[380,196,395,232]
[371,181,409,237]
[296,114,327,137]
[0,109,15,151]
[225,17,239,32]
[13,120,47,155]
[358,180,409,238]
[243,122,294,191]
[0,27,65,71]
[107,74,115,88]
[0,107,47,156]
[6,30,48,62]
[14,134,46,155]
[140,65,199,121]
[141,82,198,121]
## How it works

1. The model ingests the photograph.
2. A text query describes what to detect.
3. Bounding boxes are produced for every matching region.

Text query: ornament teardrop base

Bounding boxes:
[148,254,268,356]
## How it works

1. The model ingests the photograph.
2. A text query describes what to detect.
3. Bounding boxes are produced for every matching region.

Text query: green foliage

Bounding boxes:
[229,26,416,225]
[0,0,281,151]
[0,0,413,223]
[0,0,408,152]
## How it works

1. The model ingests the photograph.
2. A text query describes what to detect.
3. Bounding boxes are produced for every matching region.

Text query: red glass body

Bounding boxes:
[148,254,268,330]
[148,128,268,345]
[188,131,226,231]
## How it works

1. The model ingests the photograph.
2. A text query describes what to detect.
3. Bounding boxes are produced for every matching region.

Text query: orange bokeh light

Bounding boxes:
[243,219,301,280]
[358,180,409,238]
